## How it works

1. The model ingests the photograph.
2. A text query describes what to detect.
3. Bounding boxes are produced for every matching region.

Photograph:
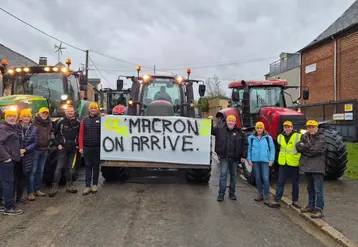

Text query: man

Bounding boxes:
[296,120,327,219]
[269,121,302,209]
[49,106,80,197]
[210,115,247,201]
[79,102,101,195]
[154,86,172,103]
[28,107,52,200]
[0,109,23,215]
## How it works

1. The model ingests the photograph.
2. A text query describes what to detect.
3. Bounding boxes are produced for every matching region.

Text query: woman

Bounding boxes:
[247,121,275,205]
[17,109,37,202]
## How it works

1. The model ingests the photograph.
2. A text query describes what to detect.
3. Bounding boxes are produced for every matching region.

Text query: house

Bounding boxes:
[300,0,358,104]
[201,96,230,120]
[265,52,301,106]
[0,44,37,67]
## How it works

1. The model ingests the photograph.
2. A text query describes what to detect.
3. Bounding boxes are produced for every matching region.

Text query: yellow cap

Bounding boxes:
[226,115,236,122]
[89,102,99,110]
[20,109,32,118]
[38,107,49,113]
[283,121,293,127]
[4,110,18,119]
[306,120,318,127]
[255,121,265,129]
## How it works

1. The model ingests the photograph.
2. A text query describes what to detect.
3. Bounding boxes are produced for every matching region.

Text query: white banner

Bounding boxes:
[100,115,212,165]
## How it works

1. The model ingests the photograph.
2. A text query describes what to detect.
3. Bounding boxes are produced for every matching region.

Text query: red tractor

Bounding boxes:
[215,79,348,184]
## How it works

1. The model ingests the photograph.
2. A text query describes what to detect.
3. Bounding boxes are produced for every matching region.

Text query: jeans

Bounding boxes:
[305,172,324,210]
[53,149,76,185]
[274,166,300,202]
[14,161,26,201]
[0,161,15,210]
[218,158,237,195]
[29,149,48,194]
[253,162,270,199]
[84,147,100,187]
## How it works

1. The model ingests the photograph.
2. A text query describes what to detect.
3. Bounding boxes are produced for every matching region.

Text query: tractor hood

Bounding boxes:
[0,95,48,119]
[0,94,46,106]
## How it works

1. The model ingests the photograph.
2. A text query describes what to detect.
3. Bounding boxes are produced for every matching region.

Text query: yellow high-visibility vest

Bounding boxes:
[277,133,302,167]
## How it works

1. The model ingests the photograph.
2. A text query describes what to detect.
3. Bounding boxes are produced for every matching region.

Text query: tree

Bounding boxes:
[197,97,209,113]
[205,75,226,98]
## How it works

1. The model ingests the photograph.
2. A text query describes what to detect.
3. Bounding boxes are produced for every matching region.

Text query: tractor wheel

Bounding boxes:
[101,167,132,181]
[185,168,211,183]
[322,127,348,179]
[242,159,256,185]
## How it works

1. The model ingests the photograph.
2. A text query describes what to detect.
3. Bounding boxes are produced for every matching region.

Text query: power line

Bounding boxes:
[89,49,144,67]
[0,7,86,52]
[88,55,110,84]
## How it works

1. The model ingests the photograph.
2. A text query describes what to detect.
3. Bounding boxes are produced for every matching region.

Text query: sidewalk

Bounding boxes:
[271,175,358,246]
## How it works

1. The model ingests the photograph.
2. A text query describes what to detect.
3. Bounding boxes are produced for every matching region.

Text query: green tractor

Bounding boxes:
[0,57,90,186]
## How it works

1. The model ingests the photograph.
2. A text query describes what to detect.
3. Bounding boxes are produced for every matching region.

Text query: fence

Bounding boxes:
[296,100,357,142]
[269,54,300,77]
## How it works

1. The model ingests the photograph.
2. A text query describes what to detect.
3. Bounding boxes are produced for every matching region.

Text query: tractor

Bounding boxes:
[100,67,212,183]
[0,57,91,186]
[98,85,130,115]
[215,79,348,184]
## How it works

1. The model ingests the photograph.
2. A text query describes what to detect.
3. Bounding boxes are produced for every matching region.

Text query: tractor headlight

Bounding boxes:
[0,105,17,112]
[300,129,307,135]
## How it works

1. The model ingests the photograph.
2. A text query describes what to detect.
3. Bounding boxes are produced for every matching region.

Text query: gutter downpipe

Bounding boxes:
[333,36,337,102]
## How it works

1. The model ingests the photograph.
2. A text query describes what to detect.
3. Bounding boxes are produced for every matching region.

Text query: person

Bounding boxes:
[154,86,172,103]
[49,106,80,197]
[247,121,275,205]
[79,102,101,195]
[269,121,302,209]
[0,109,23,215]
[296,120,327,219]
[210,115,247,201]
[16,109,37,204]
[28,107,52,200]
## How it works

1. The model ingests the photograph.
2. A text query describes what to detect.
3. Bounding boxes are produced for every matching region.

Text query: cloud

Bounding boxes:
[0,0,356,96]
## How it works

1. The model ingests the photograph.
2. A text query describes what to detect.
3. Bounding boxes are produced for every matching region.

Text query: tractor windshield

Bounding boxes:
[234,86,286,113]
[142,79,181,105]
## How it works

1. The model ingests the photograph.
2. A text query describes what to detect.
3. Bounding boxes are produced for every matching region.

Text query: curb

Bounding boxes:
[212,153,357,247]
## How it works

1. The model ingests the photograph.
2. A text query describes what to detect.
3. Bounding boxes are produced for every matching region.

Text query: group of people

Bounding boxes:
[0,101,102,216]
[211,115,326,219]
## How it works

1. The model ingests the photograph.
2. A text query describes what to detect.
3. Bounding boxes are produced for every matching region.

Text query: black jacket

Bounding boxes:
[212,123,247,159]
[53,117,81,149]
[0,121,21,163]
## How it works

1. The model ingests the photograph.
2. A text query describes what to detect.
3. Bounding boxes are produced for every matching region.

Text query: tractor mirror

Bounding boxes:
[302,90,309,100]
[198,84,206,97]
[232,90,240,101]
[117,79,124,90]
[80,84,88,91]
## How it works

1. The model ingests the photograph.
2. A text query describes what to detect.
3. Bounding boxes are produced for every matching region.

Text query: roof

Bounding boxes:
[228,80,288,88]
[0,44,37,67]
[88,78,101,87]
[302,0,358,51]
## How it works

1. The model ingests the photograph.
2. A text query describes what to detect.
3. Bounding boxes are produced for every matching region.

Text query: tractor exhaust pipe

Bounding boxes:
[242,80,251,127]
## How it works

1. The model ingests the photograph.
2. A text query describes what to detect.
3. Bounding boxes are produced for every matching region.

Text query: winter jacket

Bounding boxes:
[32,115,52,149]
[0,121,21,163]
[53,117,81,149]
[79,114,101,149]
[211,124,247,159]
[247,132,275,163]
[18,120,38,174]
[296,129,327,175]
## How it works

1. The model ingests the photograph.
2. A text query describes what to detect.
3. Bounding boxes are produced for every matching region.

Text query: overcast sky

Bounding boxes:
[0,0,356,95]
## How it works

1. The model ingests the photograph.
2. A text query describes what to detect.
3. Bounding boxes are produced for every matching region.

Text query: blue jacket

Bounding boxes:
[247,134,275,163]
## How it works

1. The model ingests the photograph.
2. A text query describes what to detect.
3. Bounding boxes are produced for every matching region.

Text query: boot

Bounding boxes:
[269,200,281,208]
[27,193,36,201]
[301,205,315,213]
[254,195,263,202]
[311,208,324,219]
[82,187,91,196]
[49,184,59,197]
[66,182,78,193]
[292,201,302,209]
[217,194,224,202]
[264,197,270,206]
[35,191,46,197]
[91,185,98,193]
[229,194,237,200]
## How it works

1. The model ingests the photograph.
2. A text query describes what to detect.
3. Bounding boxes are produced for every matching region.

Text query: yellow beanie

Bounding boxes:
[226,115,236,122]
[20,109,32,118]
[255,121,265,129]
[5,110,18,119]
[38,107,49,113]
[89,102,99,110]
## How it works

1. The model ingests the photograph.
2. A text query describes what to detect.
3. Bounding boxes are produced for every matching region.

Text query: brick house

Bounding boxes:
[300,0,358,105]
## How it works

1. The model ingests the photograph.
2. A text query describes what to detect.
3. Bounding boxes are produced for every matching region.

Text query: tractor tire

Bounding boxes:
[322,127,348,180]
[101,167,132,181]
[241,159,256,185]
[185,168,211,183]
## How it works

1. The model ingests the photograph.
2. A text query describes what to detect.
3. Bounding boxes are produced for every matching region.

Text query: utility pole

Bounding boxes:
[85,50,89,99]
[154,65,156,74]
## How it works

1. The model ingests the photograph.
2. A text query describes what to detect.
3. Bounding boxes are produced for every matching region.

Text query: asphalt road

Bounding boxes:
[0,157,336,247]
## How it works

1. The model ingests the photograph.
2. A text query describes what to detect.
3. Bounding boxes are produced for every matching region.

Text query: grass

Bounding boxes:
[345,142,358,180]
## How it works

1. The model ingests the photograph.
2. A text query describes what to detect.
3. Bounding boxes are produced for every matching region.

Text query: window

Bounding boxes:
[142,79,181,105]
[67,75,79,102]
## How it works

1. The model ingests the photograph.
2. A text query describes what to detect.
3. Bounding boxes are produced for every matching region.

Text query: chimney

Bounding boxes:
[39,57,47,66]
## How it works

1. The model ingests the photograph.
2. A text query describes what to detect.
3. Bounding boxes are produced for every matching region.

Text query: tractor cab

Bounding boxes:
[99,87,131,114]
[121,67,206,117]
[0,58,87,119]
